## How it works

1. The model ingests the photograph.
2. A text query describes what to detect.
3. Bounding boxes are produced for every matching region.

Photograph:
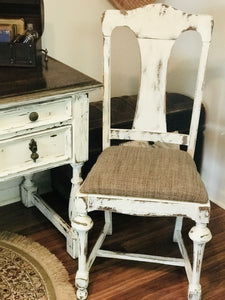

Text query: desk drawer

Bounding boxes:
[0,126,71,178]
[0,97,72,134]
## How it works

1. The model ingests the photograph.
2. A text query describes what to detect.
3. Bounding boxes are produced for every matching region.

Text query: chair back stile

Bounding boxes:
[102,4,213,154]
[188,41,211,157]
[102,35,112,150]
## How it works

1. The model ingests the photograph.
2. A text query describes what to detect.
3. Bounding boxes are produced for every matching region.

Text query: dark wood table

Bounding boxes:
[0,56,101,102]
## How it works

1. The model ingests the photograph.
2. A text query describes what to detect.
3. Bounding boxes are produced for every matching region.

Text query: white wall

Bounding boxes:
[42,0,142,98]
[42,0,112,91]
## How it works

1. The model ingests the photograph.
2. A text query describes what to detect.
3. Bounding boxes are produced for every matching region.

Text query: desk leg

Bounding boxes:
[67,163,84,258]
[21,174,37,207]
[69,163,83,217]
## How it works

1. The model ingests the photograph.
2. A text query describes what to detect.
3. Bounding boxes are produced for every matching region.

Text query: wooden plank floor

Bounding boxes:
[0,193,225,299]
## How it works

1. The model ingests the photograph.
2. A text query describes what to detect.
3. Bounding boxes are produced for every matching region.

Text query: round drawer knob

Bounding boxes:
[29,111,39,122]
[31,152,39,162]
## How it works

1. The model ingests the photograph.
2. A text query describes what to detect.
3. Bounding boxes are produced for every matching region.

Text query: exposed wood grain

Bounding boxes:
[0,196,224,299]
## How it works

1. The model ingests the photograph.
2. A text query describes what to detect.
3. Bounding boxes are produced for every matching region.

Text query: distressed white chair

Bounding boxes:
[71,4,213,300]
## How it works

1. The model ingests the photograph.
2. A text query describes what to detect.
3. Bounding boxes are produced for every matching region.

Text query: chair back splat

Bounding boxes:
[72,4,213,300]
[102,4,213,155]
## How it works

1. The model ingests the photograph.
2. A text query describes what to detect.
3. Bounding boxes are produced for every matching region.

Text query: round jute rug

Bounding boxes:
[0,231,76,300]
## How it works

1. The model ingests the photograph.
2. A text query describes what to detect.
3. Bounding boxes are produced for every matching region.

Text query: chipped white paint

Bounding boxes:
[110,128,189,145]
[188,224,212,300]
[101,4,213,42]
[32,192,78,258]
[74,4,213,300]
[102,36,111,150]
[97,249,185,266]
[84,193,210,223]
[72,94,89,163]
[0,126,71,179]
[0,88,97,259]
[188,42,211,157]
[21,174,37,208]
[133,38,174,132]
[0,97,72,136]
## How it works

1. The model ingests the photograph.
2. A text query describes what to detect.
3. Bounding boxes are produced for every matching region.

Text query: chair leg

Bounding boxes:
[188,223,212,300]
[104,211,113,235]
[72,214,93,300]
[173,216,183,242]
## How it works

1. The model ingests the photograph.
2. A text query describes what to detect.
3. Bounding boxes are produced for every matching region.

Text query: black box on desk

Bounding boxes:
[0,0,44,67]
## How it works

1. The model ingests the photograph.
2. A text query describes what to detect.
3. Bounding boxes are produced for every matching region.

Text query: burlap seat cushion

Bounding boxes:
[81,146,208,203]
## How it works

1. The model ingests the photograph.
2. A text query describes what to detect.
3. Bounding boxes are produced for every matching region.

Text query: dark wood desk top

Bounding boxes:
[0,56,102,104]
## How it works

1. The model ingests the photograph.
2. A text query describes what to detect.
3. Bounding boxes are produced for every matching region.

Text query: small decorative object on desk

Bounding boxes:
[109,0,155,10]
[0,0,44,67]
[13,23,39,44]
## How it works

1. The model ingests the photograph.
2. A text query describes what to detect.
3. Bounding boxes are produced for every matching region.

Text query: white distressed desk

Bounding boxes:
[0,57,102,258]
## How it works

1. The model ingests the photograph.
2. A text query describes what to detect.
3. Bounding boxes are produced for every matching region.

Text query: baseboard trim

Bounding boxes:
[0,196,21,207]
[211,198,225,210]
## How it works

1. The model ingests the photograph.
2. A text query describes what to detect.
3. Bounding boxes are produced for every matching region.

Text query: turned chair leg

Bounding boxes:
[188,223,212,300]
[104,211,113,235]
[72,213,93,300]
[68,163,83,219]
[173,216,183,243]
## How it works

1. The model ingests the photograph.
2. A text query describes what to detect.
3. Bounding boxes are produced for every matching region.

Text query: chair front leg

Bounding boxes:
[72,195,93,300]
[188,223,212,300]
[173,216,183,243]
[104,211,113,235]
[73,214,93,300]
